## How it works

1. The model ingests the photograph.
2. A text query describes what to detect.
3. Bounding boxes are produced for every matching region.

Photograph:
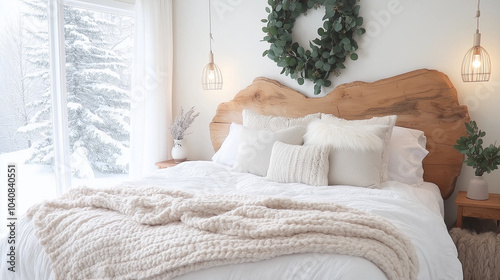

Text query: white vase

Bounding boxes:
[171,139,187,163]
[466,175,489,200]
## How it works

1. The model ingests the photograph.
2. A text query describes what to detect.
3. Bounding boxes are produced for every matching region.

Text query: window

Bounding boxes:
[0,0,56,223]
[63,3,134,186]
[0,0,134,236]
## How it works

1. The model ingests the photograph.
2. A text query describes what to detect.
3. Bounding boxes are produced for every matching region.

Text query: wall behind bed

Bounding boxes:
[172,0,500,227]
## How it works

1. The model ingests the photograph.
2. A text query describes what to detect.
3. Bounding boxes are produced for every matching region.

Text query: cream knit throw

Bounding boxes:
[27,186,418,280]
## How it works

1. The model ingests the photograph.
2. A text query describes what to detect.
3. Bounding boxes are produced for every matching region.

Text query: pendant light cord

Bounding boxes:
[475,0,481,32]
[208,0,214,53]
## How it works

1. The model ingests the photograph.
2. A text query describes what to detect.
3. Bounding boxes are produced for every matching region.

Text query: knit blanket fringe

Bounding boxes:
[27,186,418,280]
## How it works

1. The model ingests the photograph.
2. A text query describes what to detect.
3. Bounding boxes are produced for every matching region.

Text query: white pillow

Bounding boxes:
[320,114,397,182]
[233,126,306,176]
[266,142,330,186]
[243,110,321,132]
[211,122,243,167]
[304,120,390,188]
[388,126,429,185]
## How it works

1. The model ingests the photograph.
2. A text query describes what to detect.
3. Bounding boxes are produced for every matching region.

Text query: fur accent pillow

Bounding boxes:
[320,114,397,182]
[266,142,330,186]
[304,120,390,188]
[305,121,385,152]
[243,110,321,132]
[233,126,306,177]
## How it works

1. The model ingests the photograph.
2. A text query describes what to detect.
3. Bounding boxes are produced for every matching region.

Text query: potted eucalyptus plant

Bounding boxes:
[454,121,500,200]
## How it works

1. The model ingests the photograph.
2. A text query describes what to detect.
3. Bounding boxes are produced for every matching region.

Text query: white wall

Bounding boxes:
[172,0,500,227]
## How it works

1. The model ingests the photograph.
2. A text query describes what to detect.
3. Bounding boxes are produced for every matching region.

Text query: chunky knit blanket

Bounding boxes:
[27,186,418,280]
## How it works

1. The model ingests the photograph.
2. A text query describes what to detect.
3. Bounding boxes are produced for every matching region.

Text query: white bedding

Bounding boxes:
[1,161,461,280]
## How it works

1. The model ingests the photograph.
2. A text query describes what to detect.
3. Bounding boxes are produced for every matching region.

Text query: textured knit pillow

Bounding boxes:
[304,120,389,188]
[266,142,330,186]
[388,126,429,185]
[242,109,321,132]
[233,125,306,176]
[320,114,397,182]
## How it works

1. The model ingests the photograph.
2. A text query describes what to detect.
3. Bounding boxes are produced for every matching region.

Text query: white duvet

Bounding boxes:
[1,161,461,280]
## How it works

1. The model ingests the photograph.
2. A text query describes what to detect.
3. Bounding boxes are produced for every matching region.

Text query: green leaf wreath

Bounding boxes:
[262,0,365,95]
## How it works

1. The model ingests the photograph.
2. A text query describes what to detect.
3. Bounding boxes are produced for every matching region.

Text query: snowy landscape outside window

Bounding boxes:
[0,0,134,236]
[63,4,133,181]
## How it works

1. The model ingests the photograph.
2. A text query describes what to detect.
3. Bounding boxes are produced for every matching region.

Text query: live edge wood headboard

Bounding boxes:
[209,69,470,199]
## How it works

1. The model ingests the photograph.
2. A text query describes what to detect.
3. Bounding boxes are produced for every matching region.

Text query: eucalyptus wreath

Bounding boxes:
[262,0,365,95]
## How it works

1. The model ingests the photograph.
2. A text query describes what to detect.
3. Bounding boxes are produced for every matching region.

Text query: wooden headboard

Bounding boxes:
[209,69,470,199]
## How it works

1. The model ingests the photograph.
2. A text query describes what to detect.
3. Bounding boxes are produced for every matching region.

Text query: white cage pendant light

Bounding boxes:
[202,0,223,90]
[461,0,491,82]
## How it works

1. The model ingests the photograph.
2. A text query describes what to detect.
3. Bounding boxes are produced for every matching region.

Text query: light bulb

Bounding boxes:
[472,54,481,68]
[209,69,215,80]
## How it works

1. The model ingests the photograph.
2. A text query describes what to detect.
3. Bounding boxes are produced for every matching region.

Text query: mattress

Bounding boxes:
[0,160,461,279]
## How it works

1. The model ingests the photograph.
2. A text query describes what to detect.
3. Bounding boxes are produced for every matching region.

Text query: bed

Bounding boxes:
[1,69,469,280]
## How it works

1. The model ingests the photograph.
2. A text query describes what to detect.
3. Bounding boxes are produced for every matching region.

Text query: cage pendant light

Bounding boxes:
[202,0,223,90]
[461,0,491,82]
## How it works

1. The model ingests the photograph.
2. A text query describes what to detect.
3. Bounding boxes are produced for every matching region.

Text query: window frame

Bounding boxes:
[64,0,134,17]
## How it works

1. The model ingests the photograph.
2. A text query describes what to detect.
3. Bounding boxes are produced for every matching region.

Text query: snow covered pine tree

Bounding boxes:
[18,0,133,176]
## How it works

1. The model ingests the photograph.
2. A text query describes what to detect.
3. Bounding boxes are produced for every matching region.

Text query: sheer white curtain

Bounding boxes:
[130,0,173,177]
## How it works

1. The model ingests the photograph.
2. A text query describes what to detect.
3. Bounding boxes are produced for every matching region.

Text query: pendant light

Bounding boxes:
[461,0,491,82]
[202,0,223,90]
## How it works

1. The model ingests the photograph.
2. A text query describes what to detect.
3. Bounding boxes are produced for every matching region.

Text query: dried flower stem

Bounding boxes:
[170,106,200,140]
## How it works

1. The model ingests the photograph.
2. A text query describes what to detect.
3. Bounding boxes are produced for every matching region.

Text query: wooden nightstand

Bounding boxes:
[155,159,184,169]
[455,191,500,228]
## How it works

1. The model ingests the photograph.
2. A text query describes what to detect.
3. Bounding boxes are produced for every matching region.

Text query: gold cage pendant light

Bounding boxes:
[202,0,223,90]
[461,0,491,82]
